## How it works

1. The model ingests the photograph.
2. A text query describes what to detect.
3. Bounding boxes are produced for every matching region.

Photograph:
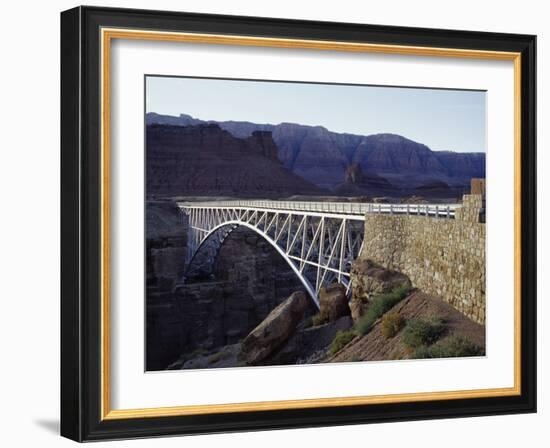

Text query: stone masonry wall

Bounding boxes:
[454,193,485,223]
[359,195,485,324]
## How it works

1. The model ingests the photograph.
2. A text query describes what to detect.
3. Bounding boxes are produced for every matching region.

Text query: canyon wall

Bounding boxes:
[172,227,310,353]
[147,112,486,192]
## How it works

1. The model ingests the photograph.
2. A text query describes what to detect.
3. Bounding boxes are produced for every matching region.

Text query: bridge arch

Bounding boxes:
[184,220,319,306]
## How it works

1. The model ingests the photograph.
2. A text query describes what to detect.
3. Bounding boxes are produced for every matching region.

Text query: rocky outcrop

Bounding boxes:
[146,113,486,193]
[240,291,309,364]
[146,201,188,370]
[171,227,309,353]
[349,260,411,321]
[146,123,323,198]
[334,163,399,197]
[247,130,280,161]
[318,283,350,322]
[146,201,187,290]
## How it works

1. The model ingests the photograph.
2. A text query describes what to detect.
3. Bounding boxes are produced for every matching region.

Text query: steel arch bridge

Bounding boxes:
[177,200,458,307]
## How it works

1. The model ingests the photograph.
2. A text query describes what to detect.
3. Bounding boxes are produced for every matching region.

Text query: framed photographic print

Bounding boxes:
[60,6,536,442]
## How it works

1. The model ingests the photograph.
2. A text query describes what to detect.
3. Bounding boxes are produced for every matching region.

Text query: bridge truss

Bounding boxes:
[178,200,459,307]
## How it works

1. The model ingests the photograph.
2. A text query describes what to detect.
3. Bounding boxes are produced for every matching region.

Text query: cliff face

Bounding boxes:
[352,134,447,176]
[146,123,324,198]
[146,201,188,371]
[435,151,486,179]
[146,113,486,192]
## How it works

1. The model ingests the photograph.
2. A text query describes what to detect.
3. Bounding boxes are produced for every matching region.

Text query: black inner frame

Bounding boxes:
[61,6,536,442]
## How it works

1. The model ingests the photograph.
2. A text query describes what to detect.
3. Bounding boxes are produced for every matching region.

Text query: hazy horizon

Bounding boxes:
[146,76,487,153]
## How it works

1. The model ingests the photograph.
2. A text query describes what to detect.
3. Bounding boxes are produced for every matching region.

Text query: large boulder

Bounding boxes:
[240,291,309,364]
[318,283,350,322]
[349,259,411,322]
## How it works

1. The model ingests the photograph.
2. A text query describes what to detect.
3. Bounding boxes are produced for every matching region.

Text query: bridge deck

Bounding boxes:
[178,199,460,219]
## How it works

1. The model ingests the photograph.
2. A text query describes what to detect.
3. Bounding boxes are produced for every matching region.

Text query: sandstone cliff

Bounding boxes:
[146,123,324,198]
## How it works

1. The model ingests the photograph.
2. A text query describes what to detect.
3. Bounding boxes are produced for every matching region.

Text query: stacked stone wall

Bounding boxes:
[359,197,485,324]
[455,194,485,223]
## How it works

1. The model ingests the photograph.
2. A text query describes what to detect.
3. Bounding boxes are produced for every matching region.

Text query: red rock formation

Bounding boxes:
[146,124,324,198]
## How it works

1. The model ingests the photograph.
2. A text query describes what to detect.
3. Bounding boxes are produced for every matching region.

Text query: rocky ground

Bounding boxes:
[169,291,354,370]
[169,260,485,370]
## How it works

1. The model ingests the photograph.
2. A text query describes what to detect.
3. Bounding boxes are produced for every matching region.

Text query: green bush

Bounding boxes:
[330,330,356,355]
[413,335,484,359]
[381,312,405,339]
[402,318,445,348]
[354,286,411,336]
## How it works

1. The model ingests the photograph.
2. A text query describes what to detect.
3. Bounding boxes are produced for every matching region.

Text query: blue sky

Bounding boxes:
[146,76,486,153]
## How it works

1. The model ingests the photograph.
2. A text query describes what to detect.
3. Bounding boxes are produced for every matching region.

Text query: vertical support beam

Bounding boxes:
[338,219,347,283]
[300,215,307,270]
[319,222,344,289]
[286,214,293,252]
[316,218,325,294]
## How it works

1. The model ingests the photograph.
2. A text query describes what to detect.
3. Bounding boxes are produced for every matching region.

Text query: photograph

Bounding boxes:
[54,4,538,442]
[145,75,487,371]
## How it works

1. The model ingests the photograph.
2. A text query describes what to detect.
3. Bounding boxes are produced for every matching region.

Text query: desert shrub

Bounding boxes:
[330,330,356,355]
[413,335,484,359]
[402,318,445,348]
[311,313,327,327]
[354,286,411,336]
[381,312,405,339]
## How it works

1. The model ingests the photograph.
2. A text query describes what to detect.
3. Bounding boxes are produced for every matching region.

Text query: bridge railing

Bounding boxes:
[178,200,460,218]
